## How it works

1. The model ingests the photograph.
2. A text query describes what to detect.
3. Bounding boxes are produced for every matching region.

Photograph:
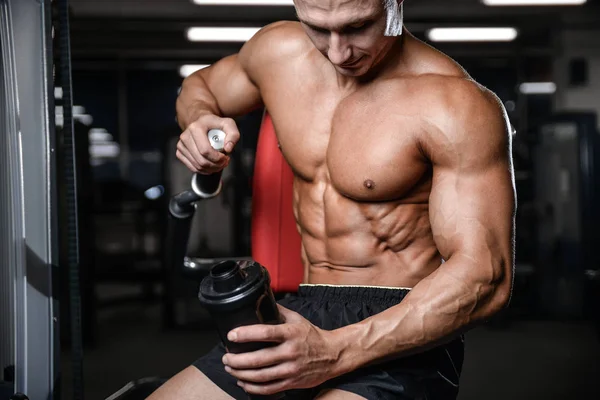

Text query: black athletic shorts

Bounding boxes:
[193,284,464,400]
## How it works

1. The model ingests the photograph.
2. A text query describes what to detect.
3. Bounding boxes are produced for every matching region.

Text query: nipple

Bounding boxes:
[363,179,375,190]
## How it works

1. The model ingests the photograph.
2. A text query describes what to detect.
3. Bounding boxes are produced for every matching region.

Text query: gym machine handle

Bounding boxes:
[168,129,226,219]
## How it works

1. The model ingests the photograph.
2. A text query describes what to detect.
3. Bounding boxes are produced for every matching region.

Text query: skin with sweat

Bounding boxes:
[153,0,516,398]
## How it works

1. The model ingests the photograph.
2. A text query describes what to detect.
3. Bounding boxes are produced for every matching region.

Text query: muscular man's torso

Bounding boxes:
[253,23,471,288]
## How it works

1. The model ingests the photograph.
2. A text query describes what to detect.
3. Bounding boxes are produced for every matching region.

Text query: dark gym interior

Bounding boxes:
[2,0,600,399]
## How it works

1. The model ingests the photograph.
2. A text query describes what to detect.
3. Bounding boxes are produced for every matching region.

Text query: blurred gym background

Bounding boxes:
[2,0,600,399]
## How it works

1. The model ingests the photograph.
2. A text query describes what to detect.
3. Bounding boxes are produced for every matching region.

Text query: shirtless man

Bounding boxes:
[149,0,515,398]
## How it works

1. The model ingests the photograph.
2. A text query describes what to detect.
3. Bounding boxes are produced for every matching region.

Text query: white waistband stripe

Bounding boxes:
[300,284,412,290]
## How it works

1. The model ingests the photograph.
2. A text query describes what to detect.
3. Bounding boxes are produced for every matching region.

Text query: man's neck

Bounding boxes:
[361,31,407,82]
[333,31,407,89]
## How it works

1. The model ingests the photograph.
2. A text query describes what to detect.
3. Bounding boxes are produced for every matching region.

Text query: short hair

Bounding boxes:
[383,0,403,36]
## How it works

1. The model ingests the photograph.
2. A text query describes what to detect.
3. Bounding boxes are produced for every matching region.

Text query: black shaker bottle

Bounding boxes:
[198,260,285,400]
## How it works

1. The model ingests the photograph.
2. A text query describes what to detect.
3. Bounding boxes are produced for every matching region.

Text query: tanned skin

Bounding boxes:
[149,0,515,398]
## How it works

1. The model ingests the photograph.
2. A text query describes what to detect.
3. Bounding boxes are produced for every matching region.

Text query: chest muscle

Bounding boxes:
[264,85,430,202]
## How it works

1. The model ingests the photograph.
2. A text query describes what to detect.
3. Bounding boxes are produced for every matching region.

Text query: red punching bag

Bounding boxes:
[251,112,304,292]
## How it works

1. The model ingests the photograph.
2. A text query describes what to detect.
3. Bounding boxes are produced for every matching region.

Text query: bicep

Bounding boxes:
[425,83,516,275]
[429,158,515,270]
[199,53,263,117]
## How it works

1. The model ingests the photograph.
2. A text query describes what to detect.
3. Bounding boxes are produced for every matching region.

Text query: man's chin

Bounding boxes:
[334,65,366,77]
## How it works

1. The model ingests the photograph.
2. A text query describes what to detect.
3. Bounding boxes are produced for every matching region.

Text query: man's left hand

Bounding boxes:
[222,305,345,395]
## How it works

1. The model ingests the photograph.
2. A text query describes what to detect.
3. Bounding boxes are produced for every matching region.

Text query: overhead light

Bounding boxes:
[427,27,518,42]
[179,64,210,78]
[483,0,585,5]
[519,82,556,94]
[192,0,293,4]
[187,27,261,42]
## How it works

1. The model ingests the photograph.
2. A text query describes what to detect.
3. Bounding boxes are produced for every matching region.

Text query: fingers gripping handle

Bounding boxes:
[169,129,227,219]
[192,129,226,198]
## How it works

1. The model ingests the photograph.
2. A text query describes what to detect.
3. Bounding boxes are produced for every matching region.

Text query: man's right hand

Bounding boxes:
[176,114,241,174]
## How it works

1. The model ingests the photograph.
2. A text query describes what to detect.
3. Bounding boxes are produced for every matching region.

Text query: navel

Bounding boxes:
[364,179,375,190]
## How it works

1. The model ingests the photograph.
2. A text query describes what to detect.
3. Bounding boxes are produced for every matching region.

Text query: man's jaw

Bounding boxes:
[339,56,364,68]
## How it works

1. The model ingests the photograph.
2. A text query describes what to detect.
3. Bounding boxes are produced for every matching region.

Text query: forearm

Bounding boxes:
[333,255,512,374]
[176,72,222,130]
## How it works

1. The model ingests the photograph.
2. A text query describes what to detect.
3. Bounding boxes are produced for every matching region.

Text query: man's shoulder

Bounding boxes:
[390,73,509,158]
[392,37,500,117]
[260,20,306,38]
[242,21,312,65]
[379,71,503,126]
[419,75,501,117]
[391,73,511,168]
[402,73,503,129]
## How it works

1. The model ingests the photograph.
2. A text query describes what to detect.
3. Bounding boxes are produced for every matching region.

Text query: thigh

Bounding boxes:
[146,366,233,400]
[193,343,250,399]
[320,366,427,400]
[315,389,367,400]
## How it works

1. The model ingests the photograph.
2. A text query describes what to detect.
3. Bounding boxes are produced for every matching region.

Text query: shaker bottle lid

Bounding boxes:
[199,260,265,302]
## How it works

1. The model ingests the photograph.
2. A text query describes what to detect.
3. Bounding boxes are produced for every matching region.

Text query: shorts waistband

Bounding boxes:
[297,284,410,305]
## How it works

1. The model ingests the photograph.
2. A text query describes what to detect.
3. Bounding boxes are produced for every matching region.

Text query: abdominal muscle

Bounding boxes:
[293,178,443,289]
